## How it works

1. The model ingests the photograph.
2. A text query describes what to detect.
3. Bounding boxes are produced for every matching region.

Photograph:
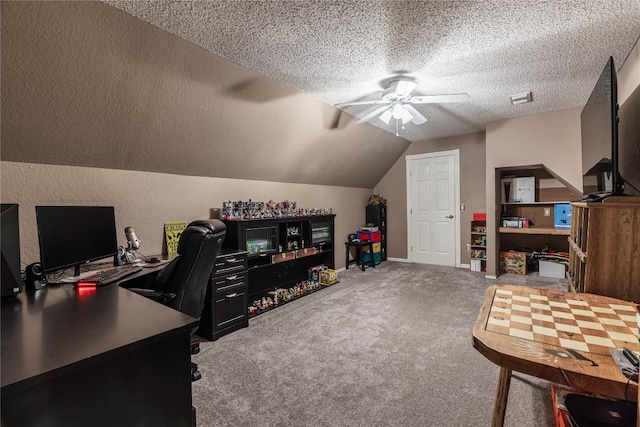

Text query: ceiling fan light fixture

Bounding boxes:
[509,92,533,105]
[379,109,393,124]
[392,104,413,122]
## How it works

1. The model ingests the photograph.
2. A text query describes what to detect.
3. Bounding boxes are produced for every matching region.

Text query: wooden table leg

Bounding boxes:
[492,367,512,427]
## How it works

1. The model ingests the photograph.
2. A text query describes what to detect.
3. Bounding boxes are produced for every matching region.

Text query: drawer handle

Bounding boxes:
[226,293,238,298]
[226,275,238,281]
[225,258,237,263]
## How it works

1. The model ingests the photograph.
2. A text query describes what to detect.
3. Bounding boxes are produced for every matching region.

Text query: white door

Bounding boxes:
[407,151,459,266]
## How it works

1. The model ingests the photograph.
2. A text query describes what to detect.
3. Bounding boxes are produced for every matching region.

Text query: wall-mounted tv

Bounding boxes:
[618,84,640,196]
[580,56,623,198]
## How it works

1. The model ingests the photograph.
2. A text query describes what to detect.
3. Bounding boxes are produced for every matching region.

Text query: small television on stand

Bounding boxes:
[580,56,625,201]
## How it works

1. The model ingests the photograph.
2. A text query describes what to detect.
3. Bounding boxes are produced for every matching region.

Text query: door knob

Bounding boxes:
[446,215,454,219]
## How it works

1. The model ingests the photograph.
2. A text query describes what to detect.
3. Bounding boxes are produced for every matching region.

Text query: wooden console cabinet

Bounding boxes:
[222,215,335,302]
[567,197,640,302]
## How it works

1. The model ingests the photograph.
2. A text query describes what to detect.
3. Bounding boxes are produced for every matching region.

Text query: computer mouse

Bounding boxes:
[147,257,161,264]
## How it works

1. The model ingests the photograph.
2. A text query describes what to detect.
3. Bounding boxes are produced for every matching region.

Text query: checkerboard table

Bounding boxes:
[473,285,638,427]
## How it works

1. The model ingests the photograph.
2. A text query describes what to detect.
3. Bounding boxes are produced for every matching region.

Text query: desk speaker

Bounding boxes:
[114,246,127,266]
[25,262,47,291]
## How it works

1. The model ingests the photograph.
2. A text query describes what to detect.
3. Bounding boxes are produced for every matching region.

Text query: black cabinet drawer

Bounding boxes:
[214,290,248,329]
[214,252,247,274]
[197,248,249,341]
[212,272,247,294]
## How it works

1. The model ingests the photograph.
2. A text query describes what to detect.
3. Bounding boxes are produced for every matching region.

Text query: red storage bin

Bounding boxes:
[357,230,381,242]
[473,212,486,221]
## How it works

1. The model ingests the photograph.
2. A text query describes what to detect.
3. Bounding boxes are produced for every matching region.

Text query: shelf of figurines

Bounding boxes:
[247,279,339,318]
[221,199,333,220]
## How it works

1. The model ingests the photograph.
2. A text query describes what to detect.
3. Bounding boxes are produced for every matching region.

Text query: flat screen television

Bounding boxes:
[36,206,118,276]
[580,56,623,198]
[618,84,640,196]
[1,203,22,298]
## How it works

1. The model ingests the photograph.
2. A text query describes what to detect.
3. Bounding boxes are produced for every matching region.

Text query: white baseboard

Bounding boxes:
[485,274,497,279]
[460,263,470,269]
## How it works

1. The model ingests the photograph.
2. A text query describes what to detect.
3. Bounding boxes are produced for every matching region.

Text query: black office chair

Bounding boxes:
[127,219,226,381]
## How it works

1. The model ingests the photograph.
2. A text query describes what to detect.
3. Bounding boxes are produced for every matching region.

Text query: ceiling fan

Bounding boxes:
[336,79,469,127]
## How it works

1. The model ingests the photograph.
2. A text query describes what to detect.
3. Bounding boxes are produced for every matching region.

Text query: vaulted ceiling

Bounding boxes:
[2,1,639,189]
[102,0,640,142]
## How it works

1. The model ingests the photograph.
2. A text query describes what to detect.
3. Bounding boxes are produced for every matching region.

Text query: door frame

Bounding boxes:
[405,149,461,267]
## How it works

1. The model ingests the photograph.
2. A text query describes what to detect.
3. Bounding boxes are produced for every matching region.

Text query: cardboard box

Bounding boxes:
[502,217,529,228]
[539,260,566,278]
[308,264,327,281]
[501,177,535,203]
[319,269,338,286]
[500,251,527,275]
[554,204,572,228]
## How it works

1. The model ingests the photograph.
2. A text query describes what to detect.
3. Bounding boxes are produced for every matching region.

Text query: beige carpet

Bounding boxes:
[192,262,567,426]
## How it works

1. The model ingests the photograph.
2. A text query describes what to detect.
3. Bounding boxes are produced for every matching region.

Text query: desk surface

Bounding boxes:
[1,283,198,392]
[473,284,638,402]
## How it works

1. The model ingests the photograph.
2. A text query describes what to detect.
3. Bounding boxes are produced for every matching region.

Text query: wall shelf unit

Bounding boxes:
[496,164,581,275]
[499,227,571,236]
[365,205,387,261]
[470,219,487,272]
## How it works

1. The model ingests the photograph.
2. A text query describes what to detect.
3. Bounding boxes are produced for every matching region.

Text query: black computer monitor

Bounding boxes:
[1,203,22,298]
[36,206,118,276]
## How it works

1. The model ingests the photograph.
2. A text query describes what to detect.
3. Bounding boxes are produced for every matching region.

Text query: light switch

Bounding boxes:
[544,207,551,216]
[461,204,465,211]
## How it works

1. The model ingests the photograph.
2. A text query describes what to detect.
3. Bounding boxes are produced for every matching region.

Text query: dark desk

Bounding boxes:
[1,282,198,427]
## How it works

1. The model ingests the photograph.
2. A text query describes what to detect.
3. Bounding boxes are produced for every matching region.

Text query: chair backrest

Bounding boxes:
[152,219,226,319]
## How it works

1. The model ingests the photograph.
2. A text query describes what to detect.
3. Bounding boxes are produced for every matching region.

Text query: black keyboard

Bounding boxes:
[77,265,143,287]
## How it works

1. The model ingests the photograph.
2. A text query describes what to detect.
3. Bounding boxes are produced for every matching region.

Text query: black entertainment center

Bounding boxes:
[221,215,335,305]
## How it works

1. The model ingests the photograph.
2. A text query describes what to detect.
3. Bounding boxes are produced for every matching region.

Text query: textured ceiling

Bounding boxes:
[102,1,640,142]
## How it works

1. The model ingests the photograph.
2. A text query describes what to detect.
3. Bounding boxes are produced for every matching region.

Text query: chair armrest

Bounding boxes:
[127,288,176,304]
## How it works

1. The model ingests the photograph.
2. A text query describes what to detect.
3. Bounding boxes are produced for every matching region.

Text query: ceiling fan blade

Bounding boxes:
[409,93,469,104]
[355,105,392,124]
[404,104,427,125]
[392,80,417,98]
[335,100,391,107]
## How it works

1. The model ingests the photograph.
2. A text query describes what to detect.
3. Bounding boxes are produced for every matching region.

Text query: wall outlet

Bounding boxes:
[544,207,551,216]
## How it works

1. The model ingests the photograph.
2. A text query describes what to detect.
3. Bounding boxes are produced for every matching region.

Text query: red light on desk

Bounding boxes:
[76,282,97,296]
